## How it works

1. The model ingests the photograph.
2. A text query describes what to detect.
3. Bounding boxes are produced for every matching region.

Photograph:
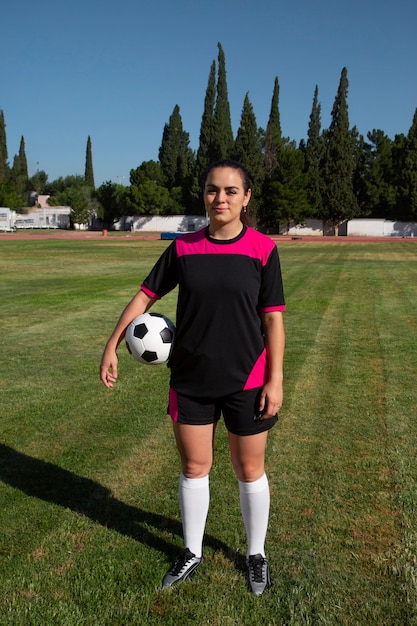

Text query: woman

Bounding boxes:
[100,159,285,595]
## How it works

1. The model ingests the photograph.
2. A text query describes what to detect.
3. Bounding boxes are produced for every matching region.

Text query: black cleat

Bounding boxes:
[162,548,203,588]
[247,553,272,595]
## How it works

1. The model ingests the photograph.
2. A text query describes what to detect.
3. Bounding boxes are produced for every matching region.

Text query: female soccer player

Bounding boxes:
[100,159,285,595]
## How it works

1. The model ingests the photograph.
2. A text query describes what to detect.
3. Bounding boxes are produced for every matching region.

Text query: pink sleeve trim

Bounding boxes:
[261,305,286,313]
[141,284,161,300]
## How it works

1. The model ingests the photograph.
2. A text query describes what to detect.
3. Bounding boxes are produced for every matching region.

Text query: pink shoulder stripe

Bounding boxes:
[175,230,208,257]
[175,227,276,266]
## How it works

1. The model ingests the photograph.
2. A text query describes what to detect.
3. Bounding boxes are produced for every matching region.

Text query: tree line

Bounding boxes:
[1,42,416,231]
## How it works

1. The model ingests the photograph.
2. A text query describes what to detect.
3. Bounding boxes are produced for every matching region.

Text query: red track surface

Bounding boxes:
[0,231,416,243]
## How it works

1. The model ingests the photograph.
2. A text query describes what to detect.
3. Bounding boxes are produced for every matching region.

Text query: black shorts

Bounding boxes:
[167,387,278,436]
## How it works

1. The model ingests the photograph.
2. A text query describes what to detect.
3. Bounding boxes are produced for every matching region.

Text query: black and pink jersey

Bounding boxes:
[141,226,285,397]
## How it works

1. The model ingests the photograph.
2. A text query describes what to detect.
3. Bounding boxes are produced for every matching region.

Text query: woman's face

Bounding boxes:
[204,167,251,231]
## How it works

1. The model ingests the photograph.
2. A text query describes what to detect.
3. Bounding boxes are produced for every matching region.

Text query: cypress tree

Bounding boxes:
[351,130,371,215]
[234,93,263,181]
[234,92,264,220]
[18,135,28,178]
[84,136,95,188]
[391,133,406,219]
[159,105,194,213]
[264,77,282,175]
[159,104,187,189]
[321,67,358,232]
[211,42,234,161]
[178,127,194,187]
[304,85,323,212]
[400,108,417,219]
[0,110,9,185]
[11,136,29,204]
[195,60,216,185]
[259,77,284,230]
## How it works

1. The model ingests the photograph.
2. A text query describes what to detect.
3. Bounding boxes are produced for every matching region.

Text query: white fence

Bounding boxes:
[114,215,209,232]
[347,219,417,238]
[281,218,417,238]
[13,207,71,229]
[4,208,417,238]
[110,216,417,237]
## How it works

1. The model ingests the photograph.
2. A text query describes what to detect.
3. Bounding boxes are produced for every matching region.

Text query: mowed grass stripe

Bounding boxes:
[370,247,417,621]
[280,244,347,396]
[267,244,406,623]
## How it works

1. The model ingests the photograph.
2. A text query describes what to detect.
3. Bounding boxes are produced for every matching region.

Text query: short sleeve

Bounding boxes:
[259,246,286,311]
[141,240,179,299]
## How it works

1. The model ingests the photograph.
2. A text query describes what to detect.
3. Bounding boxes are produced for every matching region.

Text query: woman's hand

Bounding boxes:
[100,346,119,388]
[99,289,155,389]
[258,379,283,419]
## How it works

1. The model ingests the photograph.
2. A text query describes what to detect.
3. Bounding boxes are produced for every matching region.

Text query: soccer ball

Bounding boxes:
[125,312,175,365]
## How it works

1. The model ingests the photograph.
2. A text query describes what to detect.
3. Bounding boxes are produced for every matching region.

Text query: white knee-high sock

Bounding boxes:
[179,473,209,558]
[238,473,270,557]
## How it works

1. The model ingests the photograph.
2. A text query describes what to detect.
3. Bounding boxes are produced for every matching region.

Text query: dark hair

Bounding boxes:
[204,159,253,192]
[204,159,254,226]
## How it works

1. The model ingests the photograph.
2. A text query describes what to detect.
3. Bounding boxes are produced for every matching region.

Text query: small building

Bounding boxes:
[13,206,71,229]
[0,207,15,231]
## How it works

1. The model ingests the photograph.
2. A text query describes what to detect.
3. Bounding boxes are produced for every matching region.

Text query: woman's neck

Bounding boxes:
[208,221,244,241]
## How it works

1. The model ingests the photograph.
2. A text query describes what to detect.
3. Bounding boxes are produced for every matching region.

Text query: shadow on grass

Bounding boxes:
[0,444,245,572]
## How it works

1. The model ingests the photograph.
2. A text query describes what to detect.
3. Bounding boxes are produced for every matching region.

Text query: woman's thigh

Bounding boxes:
[228,430,268,482]
[172,422,217,478]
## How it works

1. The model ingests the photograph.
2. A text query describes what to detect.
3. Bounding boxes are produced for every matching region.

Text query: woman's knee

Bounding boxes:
[181,459,212,479]
[231,458,264,482]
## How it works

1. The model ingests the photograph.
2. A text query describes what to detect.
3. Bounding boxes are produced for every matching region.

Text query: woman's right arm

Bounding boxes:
[100,289,155,388]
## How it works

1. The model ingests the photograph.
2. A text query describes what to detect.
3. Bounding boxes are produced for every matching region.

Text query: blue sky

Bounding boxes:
[1,0,416,187]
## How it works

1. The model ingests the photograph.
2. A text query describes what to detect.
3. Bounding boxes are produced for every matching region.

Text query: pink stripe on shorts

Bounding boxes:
[168,387,179,422]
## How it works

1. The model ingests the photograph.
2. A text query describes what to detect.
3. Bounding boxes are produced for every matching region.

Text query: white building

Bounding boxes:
[13,206,71,229]
[0,207,15,231]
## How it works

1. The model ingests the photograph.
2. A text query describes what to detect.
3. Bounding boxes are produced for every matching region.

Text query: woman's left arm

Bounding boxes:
[259,311,285,419]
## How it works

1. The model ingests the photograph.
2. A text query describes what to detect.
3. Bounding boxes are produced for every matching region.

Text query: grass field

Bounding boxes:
[1,237,417,625]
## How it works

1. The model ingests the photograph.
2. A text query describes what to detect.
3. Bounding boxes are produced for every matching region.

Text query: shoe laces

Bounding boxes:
[248,555,266,582]
[169,549,195,575]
